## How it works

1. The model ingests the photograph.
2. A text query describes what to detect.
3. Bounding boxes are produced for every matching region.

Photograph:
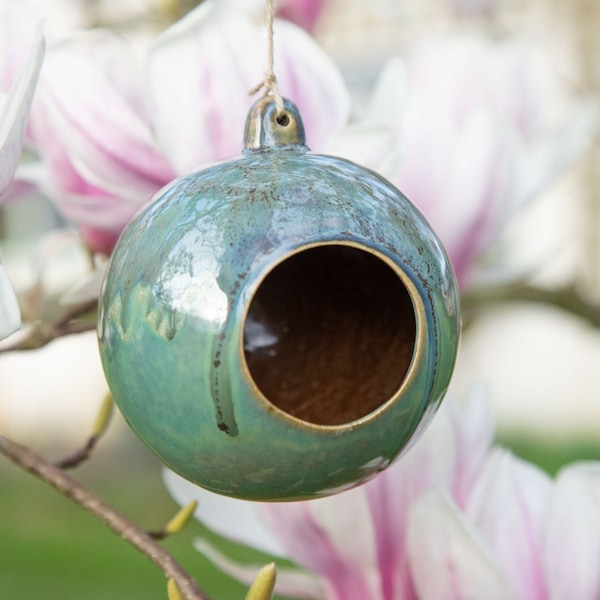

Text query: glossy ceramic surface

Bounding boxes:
[98,98,461,501]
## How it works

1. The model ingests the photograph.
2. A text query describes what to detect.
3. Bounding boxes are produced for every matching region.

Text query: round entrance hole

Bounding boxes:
[243,244,417,426]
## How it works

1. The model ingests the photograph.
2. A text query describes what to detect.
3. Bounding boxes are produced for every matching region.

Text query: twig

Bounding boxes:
[0,435,211,600]
[55,434,100,469]
[0,300,97,353]
[148,501,198,541]
[463,281,600,327]
[55,394,114,470]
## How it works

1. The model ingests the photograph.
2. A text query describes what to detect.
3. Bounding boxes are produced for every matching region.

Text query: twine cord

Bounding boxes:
[249,0,285,115]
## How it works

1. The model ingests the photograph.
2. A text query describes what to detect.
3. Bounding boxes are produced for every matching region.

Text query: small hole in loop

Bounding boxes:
[276,112,291,127]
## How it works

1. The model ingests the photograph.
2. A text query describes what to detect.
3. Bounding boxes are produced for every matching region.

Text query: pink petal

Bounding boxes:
[44,186,132,229]
[164,392,495,600]
[358,387,493,599]
[380,386,494,510]
[29,181,147,254]
[75,225,122,256]
[0,257,20,339]
[543,462,600,600]
[466,450,552,599]
[167,447,396,599]
[434,108,520,285]
[393,91,519,287]
[195,538,324,599]
[146,0,349,173]
[30,30,175,199]
[407,488,513,600]
[276,0,329,32]
[364,38,591,289]
[263,391,493,600]
[405,36,559,137]
[261,489,380,600]
[0,10,44,196]
[22,30,177,246]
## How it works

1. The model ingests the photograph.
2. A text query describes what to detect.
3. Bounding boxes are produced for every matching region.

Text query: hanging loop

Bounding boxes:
[248,0,285,115]
[243,96,307,151]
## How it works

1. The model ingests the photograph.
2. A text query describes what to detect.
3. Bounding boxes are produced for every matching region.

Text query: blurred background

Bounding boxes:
[1,0,599,597]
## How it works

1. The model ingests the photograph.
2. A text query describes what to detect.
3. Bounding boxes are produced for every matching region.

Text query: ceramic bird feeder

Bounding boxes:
[98,97,461,501]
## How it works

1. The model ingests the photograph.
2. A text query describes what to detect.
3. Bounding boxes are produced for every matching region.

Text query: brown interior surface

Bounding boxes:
[243,245,417,426]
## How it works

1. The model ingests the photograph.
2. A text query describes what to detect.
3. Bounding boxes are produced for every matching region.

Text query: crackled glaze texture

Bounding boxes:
[98,98,461,501]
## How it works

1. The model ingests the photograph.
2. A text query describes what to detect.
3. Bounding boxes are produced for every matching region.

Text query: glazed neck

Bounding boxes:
[243,96,307,152]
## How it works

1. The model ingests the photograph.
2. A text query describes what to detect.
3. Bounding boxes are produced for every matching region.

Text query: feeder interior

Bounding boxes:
[243,244,417,426]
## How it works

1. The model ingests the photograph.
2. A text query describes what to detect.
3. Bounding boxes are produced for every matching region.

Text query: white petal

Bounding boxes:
[386,386,494,510]
[32,31,174,199]
[544,462,600,600]
[146,0,349,173]
[356,389,494,598]
[466,449,552,599]
[260,488,381,599]
[407,488,513,600]
[324,123,402,175]
[364,56,409,126]
[60,261,107,306]
[0,257,21,339]
[447,383,496,504]
[165,465,382,598]
[517,99,600,205]
[0,18,44,196]
[162,469,286,557]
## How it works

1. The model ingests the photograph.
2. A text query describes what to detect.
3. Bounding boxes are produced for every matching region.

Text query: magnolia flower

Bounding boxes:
[0,1,44,196]
[14,0,348,254]
[347,35,597,286]
[0,1,44,339]
[8,3,595,290]
[165,388,600,599]
[0,255,21,340]
[165,387,494,598]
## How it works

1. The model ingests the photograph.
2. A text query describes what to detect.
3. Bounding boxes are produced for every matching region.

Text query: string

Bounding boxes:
[249,0,285,115]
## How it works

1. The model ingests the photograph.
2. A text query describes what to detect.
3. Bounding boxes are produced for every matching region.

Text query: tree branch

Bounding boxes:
[0,435,211,600]
[0,300,97,353]
[462,281,600,327]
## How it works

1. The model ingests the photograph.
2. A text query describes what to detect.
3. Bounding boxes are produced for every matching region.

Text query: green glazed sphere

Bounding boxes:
[98,97,460,501]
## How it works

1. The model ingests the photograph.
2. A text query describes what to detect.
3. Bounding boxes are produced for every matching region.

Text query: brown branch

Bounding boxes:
[0,300,98,353]
[5,281,600,355]
[0,435,211,600]
[147,501,199,542]
[55,434,100,469]
[462,281,600,328]
[55,394,114,470]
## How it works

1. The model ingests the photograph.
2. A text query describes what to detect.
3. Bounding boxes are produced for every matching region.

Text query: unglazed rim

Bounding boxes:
[239,239,428,433]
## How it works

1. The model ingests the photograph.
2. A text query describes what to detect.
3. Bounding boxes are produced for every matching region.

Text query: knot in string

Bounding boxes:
[249,0,285,116]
